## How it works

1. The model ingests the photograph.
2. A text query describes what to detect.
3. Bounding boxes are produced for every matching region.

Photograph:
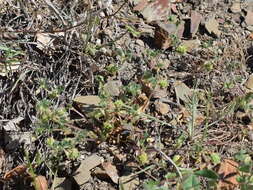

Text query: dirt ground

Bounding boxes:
[0,0,253,189]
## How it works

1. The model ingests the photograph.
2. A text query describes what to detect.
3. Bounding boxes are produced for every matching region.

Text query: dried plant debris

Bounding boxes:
[217,159,239,189]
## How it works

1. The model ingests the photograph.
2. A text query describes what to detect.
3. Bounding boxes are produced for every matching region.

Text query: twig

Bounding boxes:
[106,0,127,18]
[0,1,126,35]
[43,0,67,26]
[154,148,183,179]
[125,165,155,179]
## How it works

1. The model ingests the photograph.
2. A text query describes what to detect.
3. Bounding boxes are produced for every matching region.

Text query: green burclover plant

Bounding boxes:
[235,150,253,189]
[35,95,85,172]
[106,64,119,76]
[146,49,161,59]
[158,79,168,88]
[35,100,69,135]
[0,45,24,76]
[176,44,187,54]
[90,71,175,141]
[125,25,141,38]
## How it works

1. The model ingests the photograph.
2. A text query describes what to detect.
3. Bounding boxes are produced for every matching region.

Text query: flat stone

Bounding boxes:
[245,0,253,11]
[232,14,242,24]
[230,2,241,13]
[181,39,201,52]
[248,131,253,141]
[155,100,170,115]
[204,17,221,37]
[245,11,253,26]
[247,25,253,31]
[176,20,185,38]
[104,80,122,96]
[245,74,253,89]
[190,10,202,36]
[73,95,101,114]
[152,87,168,99]
[54,177,72,190]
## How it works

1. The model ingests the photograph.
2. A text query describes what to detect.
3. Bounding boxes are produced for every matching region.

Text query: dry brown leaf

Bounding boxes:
[34,175,48,190]
[4,164,27,180]
[36,33,53,50]
[135,93,149,113]
[217,159,239,190]
[36,32,64,50]
[178,107,205,126]
[102,162,119,184]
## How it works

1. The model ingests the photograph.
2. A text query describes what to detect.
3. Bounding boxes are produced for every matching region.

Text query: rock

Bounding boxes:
[245,0,253,11]
[230,2,241,13]
[152,87,168,99]
[73,155,103,186]
[119,175,140,190]
[232,14,242,24]
[177,20,185,38]
[54,177,72,190]
[174,81,192,103]
[73,95,101,114]
[104,80,122,96]
[181,39,201,52]
[102,162,119,184]
[245,74,253,89]
[245,0,253,4]
[134,0,169,22]
[204,17,221,37]
[190,10,202,37]
[247,25,253,31]
[245,11,253,26]
[4,132,32,150]
[154,21,177,49]
[248,131,253,141]
[155,100,170,115]
[157,21,177,34]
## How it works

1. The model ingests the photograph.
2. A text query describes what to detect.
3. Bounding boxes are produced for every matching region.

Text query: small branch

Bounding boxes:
[43,0,67,26]
[0,1,126,35]
[106,1,127,18]
[154,148,183,179]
